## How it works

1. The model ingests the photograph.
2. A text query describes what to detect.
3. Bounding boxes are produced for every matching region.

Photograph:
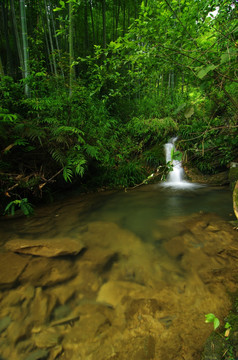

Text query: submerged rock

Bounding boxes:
[0,252,29,288]
[24,349,49,360]
[34,327,62,348]
[5,237,85,257]
[0,316,11,334]
[19,257,77,287]
[96,280,147,308]
[29,287,56,326]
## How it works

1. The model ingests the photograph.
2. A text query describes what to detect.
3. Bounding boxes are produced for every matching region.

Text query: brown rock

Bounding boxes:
[6,319,32,345]
[0,252,29,288]
[46,283,76,305]
[49,345,63,360]
[29,287,56,326]
[96,281,147,308]
[62,309,111,354]
[81,247,119,273]
[34,327,62,348]
[5,237,85,257]
[0,285,35,311]
[19,257,77,287]
[163,236,185,258]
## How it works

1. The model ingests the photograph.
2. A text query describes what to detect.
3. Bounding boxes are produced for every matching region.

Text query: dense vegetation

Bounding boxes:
[0,0,238,214]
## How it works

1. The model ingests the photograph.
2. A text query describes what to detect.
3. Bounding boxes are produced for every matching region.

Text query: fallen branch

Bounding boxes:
[125,166,166,191]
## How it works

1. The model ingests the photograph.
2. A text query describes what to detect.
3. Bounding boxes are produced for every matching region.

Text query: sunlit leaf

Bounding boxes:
[197,65,217,79]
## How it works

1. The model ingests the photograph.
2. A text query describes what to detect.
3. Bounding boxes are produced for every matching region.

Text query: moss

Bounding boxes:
[229,166,238,190]
[233,181,238,219]
[202,332,226,360]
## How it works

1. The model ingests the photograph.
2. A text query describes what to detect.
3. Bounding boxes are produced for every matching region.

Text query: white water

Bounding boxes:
[162,137,200,189]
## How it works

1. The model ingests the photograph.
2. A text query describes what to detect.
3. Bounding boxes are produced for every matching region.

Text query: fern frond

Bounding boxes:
[41,117,60,126]
[14,138,29,146]
[49,148,66,165]
[83,144,99,159]
[53,126,84,136]
[63,166,73,182]
[75,158,86,176]
[25,127,46,145]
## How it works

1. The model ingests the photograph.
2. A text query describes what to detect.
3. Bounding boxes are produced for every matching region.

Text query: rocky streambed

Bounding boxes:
[0,195,238,359]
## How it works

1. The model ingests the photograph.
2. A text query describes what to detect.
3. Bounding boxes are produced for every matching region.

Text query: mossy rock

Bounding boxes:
[229,165,238,190]
[202,332,226,360]
[233,180,238,220]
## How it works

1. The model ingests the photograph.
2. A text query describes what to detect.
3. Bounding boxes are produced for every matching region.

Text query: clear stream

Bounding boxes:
[0,183,236,360]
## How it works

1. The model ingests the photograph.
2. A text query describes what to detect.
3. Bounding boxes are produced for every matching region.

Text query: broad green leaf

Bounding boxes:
[197,65,216,79]
[213,318,220,330]
[220,49,237,64]
[184,107,194,119]
[205,313,220,330]
[205,313,216,323]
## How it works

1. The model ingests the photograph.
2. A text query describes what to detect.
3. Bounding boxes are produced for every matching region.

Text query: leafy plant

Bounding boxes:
[205,313,220,330]
[171,148,183,162]
[4,198,34,217]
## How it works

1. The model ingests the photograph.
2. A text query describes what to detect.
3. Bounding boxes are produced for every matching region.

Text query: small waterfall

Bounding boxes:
[164,137,185,184]
[162,137,198,189]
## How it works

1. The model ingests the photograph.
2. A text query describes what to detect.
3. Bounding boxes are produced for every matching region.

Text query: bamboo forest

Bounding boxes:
[0,0,238,359]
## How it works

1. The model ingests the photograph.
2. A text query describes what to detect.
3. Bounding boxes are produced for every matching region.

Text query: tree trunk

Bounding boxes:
[84,0,89,56]
[0,55,4,76]
[102,0,106,48]
[42,18,53,73]
[89,0,95,45]
[69,0,74,96]
[10,0,24,77]
[20,0,30,97]
[44,0,58,76]
[1,0,13,75]
[50,7,64,77]
[122,0,126,36]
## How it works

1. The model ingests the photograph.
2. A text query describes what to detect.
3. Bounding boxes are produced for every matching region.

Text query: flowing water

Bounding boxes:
[0,184,237,360]
[163,137,200,189]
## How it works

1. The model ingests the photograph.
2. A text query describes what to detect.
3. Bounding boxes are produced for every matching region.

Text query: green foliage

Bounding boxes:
[4,198,34,217]
[0,0,238,202]
[178,115,238,174]
[205,313,220,330]
[171,148,183,162]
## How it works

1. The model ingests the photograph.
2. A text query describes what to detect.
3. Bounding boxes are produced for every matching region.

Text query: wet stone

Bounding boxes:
[19,257,77,287]
[53,304,71,321]
[0,316,11,334]
[29,287,56,326]
[34,327,62,348]
[6,319,32,345]
[25,349,49,360]
[96,280,147,308]
[45,283,76,305]
[48,345,63,360]
[5,237,85,257]
[0,285,35,308]
[0,252,29,288]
